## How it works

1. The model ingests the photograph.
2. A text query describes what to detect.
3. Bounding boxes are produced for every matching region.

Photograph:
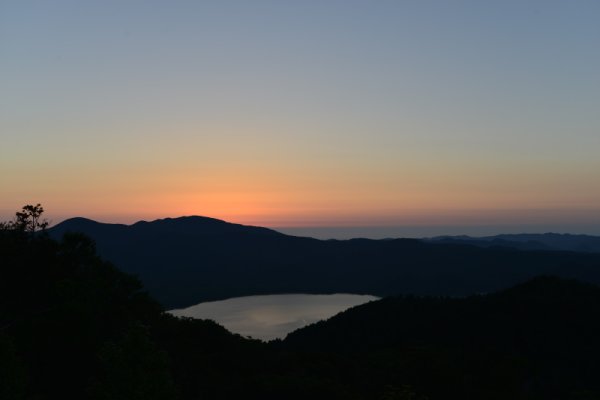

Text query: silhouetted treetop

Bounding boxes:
[1,203,48,234]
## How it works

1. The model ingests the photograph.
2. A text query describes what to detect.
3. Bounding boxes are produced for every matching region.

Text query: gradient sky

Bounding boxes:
[2,1,600,234]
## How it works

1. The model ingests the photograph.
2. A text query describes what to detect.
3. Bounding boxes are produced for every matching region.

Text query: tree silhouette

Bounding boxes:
[14,204,48,234]
[1,204,49,234]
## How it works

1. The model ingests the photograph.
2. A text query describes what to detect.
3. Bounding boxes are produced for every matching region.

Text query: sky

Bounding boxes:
[2,1,600,236]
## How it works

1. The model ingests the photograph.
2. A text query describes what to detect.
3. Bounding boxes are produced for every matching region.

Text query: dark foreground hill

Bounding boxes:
[281,276,600,399]
[49,217,600,308]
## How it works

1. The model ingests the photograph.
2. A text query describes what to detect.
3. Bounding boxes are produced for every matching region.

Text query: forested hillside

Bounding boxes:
[3,206,600,399]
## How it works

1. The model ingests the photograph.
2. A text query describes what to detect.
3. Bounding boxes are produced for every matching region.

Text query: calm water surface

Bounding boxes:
[169,293,379,341]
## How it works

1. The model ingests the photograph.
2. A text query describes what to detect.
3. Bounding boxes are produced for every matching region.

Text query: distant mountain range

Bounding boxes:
[426,233,600,253]
[48,216,600,309]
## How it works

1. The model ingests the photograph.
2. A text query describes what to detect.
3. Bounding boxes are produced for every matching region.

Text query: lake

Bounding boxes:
[168,293,379,341]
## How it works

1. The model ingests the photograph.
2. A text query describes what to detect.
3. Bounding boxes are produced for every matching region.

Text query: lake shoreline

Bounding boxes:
[168,293,380,341]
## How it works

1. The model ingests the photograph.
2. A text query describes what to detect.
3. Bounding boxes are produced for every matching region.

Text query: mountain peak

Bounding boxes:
[133,215,228,227]
[56,216,99,225]
[49,215,283,238]
[130,215,282,236]
[52,217,118,229]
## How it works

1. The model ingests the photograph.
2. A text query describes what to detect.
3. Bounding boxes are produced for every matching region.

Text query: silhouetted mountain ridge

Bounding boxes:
[55,216,282,237]
[48,217,600,309]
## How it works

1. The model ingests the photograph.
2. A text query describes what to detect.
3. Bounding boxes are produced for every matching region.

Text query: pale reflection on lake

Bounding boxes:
[168,293,379,341]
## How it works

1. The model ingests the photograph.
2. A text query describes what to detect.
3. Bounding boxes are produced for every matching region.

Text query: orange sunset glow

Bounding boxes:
[1,1,599,236]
